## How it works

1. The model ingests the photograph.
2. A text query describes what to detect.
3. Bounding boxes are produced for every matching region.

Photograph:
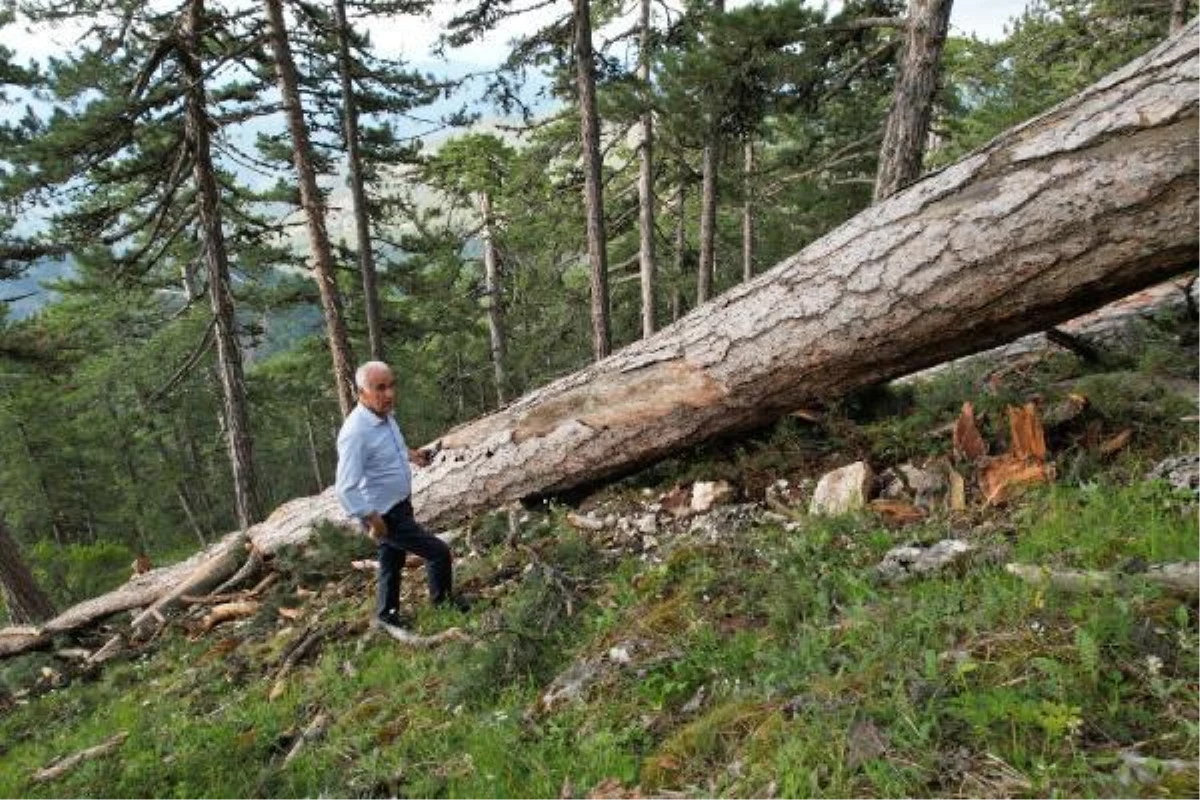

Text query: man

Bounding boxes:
[335,360,461,632]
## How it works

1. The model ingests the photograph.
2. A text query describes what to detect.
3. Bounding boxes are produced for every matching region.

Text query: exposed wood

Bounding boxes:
[952,402,988,461]
[129,533,248,639]
[415,25,1199,528]
[31,732,128,784]
[1006,562,1199,599]
[87,634,125,665]
[195,601,260,635]
[282,712,330,766]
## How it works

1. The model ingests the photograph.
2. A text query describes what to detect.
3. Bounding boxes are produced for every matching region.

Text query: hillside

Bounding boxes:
[0,288,1195,798]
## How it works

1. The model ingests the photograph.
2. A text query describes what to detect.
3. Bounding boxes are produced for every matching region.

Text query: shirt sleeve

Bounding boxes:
[335,423,372,520]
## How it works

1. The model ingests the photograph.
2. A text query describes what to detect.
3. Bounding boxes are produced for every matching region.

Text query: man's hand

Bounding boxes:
[365,513,387,541]
[409,447,433,468]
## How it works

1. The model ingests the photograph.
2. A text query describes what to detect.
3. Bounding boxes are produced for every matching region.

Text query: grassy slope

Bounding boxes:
[0,310,1196,799]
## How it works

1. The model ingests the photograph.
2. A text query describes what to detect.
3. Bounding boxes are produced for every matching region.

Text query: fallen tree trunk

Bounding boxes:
[414,23,1198,528]
[0,25,1194,660]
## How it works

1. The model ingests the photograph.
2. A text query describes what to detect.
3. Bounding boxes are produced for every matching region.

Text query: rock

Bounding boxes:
[899,464,948,510]
[659,485,692,518]
[634,514,657,535]
[691,480,734,513]
[764,479,808,511]
[687,504,760,541]
[876,539,974,584]
[1147,454,1200,494]
[809,462,874,516]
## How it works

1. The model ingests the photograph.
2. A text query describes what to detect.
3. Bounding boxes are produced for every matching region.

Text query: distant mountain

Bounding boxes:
[0,256,73,319]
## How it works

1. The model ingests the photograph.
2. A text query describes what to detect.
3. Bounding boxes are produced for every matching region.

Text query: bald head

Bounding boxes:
[355,361,395,417]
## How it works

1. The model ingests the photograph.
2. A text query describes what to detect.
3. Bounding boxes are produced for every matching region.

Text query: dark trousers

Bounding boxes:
[377,498,452,619]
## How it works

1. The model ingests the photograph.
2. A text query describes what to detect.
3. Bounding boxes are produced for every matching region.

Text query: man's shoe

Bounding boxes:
[372,611,411,632]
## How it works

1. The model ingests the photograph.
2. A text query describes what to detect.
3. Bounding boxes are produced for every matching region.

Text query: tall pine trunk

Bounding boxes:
[1170,0,1187,34]
[333,0,384,362]
[181,0,263,529]
[741,138,755,282]
[477,190,508,405]
[0,514,55,624]
[265,0,357,415]
[873,0,953,202]
[637,0,657,338]
[574,0,611,360]
[697,0,725,304]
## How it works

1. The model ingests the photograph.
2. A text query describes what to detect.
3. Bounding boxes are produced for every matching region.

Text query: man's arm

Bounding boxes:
[335,427,385,539]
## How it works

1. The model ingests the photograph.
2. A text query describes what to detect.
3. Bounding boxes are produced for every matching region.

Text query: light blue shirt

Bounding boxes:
[335,404,413,521]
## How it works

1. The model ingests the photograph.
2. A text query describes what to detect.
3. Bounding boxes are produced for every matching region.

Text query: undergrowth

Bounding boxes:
[0,310,1195,798]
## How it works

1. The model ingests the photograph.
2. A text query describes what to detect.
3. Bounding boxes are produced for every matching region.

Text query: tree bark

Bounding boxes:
[333,0,384,363]
[741,137,755,282]
[265,0,357,416]
[0,514,56,624]
[637,0,657,338]
[477,190,509,405]
[697,0,725,304]
[414,24,1198,528]
[574,0,611,361]
[873,0,953,202]
[181,0,263,530]
[1170,0,1187,34]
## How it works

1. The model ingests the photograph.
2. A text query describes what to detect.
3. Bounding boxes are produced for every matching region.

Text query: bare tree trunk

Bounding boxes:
[304,409,324,492]
[1171,0,1187,33]
[574,0,611,361]
[265,0,357,416]
[181,0,263,530]
[477,190,509,405]
[637,0,657,338]
[697,0,725,304]
[0,514,56,624]
[873,0,954,202]
[411,26,1198,529]
[673,172,688,322]
[741,137,755,282]
[333,0,384,363]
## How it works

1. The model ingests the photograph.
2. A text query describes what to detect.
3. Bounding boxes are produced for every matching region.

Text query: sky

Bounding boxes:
[0,1,1033,70]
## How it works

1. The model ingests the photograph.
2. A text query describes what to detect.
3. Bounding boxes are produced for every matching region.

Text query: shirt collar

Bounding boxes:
[356,403,390,425]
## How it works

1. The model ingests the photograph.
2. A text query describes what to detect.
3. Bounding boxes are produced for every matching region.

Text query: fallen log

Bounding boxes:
[412,22,1199,529]
[31,731,128,784]
[0,25,1195,660]
[1006,562,1199,599]
[129,533,248,640]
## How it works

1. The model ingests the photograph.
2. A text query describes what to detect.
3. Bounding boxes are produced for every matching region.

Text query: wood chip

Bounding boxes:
[953,402,988,461]
[1007,403,1047,461]
[868,499,927,525]
[1098,428,1133,456]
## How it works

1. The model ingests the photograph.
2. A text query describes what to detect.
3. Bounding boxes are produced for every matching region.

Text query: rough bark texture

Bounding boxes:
[334,0,384,363]
[416,23,1198,528]
[0,515,56,624]
[266,0,356,415]
[637,0,657,338]
[182,0,262,529]
[1170,0,1187,34]
[741,138,755,281]
[873,0,953,202]
[0,28,1194,659]
[477,190,508,405]
[574,0,611,361]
